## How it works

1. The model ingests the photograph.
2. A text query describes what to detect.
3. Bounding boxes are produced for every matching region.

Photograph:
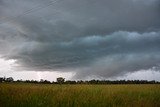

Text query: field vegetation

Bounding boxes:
[0,83,160,107]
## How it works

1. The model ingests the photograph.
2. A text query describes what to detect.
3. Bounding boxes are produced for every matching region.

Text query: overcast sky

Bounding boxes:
[0,0,160,81]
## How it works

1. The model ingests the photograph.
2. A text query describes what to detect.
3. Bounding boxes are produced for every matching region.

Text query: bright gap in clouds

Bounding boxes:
[0,57,74,81]
[116,70,160,81]
[0,57,160,81]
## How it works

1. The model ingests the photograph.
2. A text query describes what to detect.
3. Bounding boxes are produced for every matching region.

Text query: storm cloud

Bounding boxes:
[0,0,160,79]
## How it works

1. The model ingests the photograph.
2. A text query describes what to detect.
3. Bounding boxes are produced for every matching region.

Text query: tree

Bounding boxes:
[6,77,14,82]
[57,77,65,84]
[0,77,4,82]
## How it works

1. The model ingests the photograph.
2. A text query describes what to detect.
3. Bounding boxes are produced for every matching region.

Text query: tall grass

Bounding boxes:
[0,83,160,107]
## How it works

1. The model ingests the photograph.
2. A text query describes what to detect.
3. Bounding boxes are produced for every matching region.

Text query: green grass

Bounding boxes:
[0,83,160,107]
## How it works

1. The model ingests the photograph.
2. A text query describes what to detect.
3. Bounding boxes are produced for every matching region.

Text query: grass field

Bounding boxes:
[0,83,160,107]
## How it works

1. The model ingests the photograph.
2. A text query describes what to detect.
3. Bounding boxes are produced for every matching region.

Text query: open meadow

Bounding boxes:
[0,83,160,107]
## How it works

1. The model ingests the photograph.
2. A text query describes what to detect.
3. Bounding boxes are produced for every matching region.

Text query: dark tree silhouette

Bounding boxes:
[6,77,14,82]
[57,77,65,84]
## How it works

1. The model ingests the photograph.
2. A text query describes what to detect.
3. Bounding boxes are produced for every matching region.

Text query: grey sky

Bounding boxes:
[0,0,160,80]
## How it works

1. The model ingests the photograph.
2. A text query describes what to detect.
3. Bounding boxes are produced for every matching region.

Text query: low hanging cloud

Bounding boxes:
[0,0,160,79]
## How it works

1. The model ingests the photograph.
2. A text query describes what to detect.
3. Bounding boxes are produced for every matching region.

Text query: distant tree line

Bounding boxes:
[0,76,160,84]
[0,77,14,82]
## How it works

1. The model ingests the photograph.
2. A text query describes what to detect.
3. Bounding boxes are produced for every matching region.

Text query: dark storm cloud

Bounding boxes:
[0,0,160,79]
